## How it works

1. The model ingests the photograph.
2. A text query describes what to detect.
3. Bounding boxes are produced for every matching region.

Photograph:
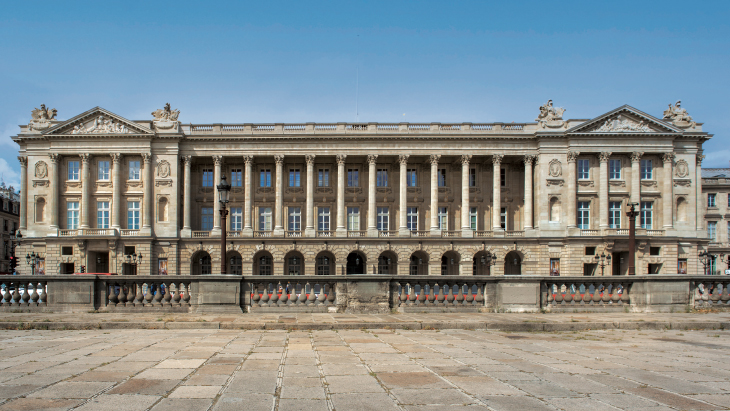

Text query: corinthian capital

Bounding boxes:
[367,155,378,165]
[243,155,253,165]
[522,155,535,166]
[110,153,123,164]
[662,152,675,164]
[181,155,192,166]
[429,154,441,166]
[336,154,347,166]
[212,155,223,166]
[17,156,27,167]
[492,154,504,166]
[697,153,705,166]
[48,153,60,164]
[567,151,580,163]
[274,155,285,165]
[630,152,644,163]
[460,154,472,167]
[305,155,316,165]
[399,155,410,166]
[80,153,91,164]
[597,152,612,162]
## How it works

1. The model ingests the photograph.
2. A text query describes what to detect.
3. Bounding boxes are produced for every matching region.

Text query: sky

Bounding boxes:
[1,0,729,189]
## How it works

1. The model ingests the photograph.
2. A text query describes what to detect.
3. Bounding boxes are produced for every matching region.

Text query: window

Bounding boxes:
[231,169,242,187]
[708,193,717,208]
[318,207,330,231]
[347,207,359,231]
[640,201,653,229]
[708,221,717,241]
[158,197,168,222]
[577,202,590,229]
[577,159,590,180]
[728,221,730,243]
[585,247,596,255]
[407,169,417,187]
[640,159,653,180]
[347,169,359,187]
[438,207,448,230]
[609,159,621,180]
[289,168,301,187]
[68,161,80,181]
[98,160,110,180]
[500,207,507,229]
[550,258,560,276]
[377,207,389,231]
[201,168,213,187]
[407,207,418,231]
[609,201,622,229]
[317,256,330,275]
[318,169,329,187]
[500,168,506,187]
[650,247,661,256]
[260,169,272,187]
[678,259,688,274]
[230,207,242,231]
[470,207,478,230]
[125,201,139,230]
[201,207,213,231]
[97,201,110,229]
[129,160,140,180]
[438,169,447,187]
[288,207,301,232]
[469,168,476,187]
[288,256,301,275]
[258,255,272,276]
[259,207,272,231]
[67,202,79,229]
[377,169,388,187]
[62,246,74,256]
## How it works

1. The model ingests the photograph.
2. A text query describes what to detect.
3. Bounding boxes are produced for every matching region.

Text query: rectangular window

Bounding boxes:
[438,169,447,187]
[640,159,653,180]
[318,169,329,187]
[407,169,417,187]
[347,169,359,187]
[289,168,301,187]
[68,161,80,181]
[470,207,477,230]
[318,207,330,231]
[347,207,360,231]
[469,168,476,187]
[67,202,80,229]
[129,161,140,180]
[377,207,389,231]
[550,258,560,276]
[708,221,717,241]
[202,168,213,187]
[97,201,110,229]
[640,201,653,229]
[98,160,110,180]
[438,207,448,230]
[288,207,301,232]
[577,201,590,229]
[231,169,242,187]
[201,207,213,231]
[500,207,507,229]
[259,169,271,187]
[609,159,621,180]
[708,193,716,208]
[577,159,590,180]
[609,201,622,229]
[377,169,388,187]
[407,207,418,231]
[230,207,242,231]
[127,201,140,230]
[259,207,272,231]
[500,168,506,187]
[678,259,688,274]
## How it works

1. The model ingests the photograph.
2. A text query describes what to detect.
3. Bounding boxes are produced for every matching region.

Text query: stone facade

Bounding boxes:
[0,184,20,274]
[11,102,713,276]
[703,168,730,274]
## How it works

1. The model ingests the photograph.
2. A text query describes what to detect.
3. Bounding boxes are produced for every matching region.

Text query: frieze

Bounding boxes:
[126,181,143,190]
[673,179,691,187]
[577,180,594,187]
[72,115,130,134]
[64,182,82,190]
[155,180,173,187]
[640,180,658,188]
[609,180,627,187]
[592,116,651,132]
[546,178,564,187]
[32,180,49,188]
[95,182,113,190]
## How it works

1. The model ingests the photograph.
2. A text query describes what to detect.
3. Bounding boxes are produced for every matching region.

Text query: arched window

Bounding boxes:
[316,256,330,275]
[288,256,302,275]
[158,197,168,222]
[35,198,46,223]
[259,255,272,275]
[549,197,561,222]
[677,197,687,222]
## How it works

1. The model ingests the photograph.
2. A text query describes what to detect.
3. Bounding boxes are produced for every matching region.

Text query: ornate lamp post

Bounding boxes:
[26,251,40,275]
[594,252,612,276]
[479,252,498,275]
[626,202,639,275]
[125,253,143,275]
[217,174,231,275]
[698,250,716,275]
[720,253,730,275]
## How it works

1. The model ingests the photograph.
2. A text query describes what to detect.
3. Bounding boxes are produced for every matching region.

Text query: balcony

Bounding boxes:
[378,230,397,237]
[120,230,139,237]
[647,230,665,236]
[227,231,242,238]
[505,231,524,238]
[441,231,461,238]
[475,231,494,238]
[580,230,599,236]
[192,231,211,238]
[285,231,302,238]
[59,228,116,237]
[347,231,366,238]
[409,231,430,238]
[254,231,272,238]
[316,231,334,238]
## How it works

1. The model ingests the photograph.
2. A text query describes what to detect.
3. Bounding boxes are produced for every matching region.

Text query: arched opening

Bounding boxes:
[191,251,212,275]
[504,251,522,275]
[549,197,561,222]
[473,251,493,276]
[346,251,366,275]
[253,251,273,275]
[315,251,335,275]
[409,251,429,275]
[377,251,398,274]
[158,197,168,222]
[227,250,242,275]
[441,251,460,275]
[35,198,46,223]
[677,197,687,222]
[284,251,305,275]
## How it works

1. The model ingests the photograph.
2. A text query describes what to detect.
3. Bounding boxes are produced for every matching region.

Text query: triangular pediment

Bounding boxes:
[43,107,153,136]
[567,105,681,134]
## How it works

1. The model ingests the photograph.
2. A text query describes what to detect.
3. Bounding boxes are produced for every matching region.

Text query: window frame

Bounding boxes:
[97,160,110,180]
[230,207,242,231]
[406,169,417,187]
[640,159,653,180]
[708,193,717,208]
[127,201,140,230]
[128,160,141,181]
[289,168,301,187]
[347,168,359,187]
[407,207,418,231]
[609,159,622,180]
[230,169,243,187]
[288,207,301,232]
[67,201,80,230]
[259,169,272,188]
[377,207,389,231]
[97,201,110,229]
[438,207,448,231]
[201,207,214,231]
[470,206,478,230]
[376,169,388,187]
[577,159,590,180]
[318,207,331,231]
[347,207,360,231]
[318,168,330,187]
[438,168,447,187]
[259,207,272,231]
[201,168,214,187]
[577,201,590,229]
[68,160,80,181]
[640,201,653,229]
[708,221,717,241]
[609,201,622,229]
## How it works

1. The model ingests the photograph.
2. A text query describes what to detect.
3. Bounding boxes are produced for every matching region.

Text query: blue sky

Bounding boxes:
[1,0,729,188]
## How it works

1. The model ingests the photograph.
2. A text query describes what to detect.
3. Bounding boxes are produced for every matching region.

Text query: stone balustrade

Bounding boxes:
[693,278,730,308]
[545,279,631,311]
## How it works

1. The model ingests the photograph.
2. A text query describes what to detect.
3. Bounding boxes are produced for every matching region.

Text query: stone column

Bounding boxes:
[399,155,409,236]
[212,155,222,234]
[663,153,674,229]
[141,153,153,235]
[111,154,122,231]
[305,154,316,236]
[181,156,192,237]
[461,154,472,237]
[430,154,441,233]
[566,151,579,228]
[48,153,60,232]
[630,152,643,229]
[492,154,504,231]
[243,155,253,235]
[523,155,535,230]
[18,156,27,231]
[696,152,704,231]
[336,155,347,236]
[598,152,612,229]
[79,154,91,229]
[274,155,285,235]
[367,155,378,236]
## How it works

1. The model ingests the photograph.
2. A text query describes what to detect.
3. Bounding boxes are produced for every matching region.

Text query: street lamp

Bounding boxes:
[626,202,640,275]
[720,253,730,275]
[479,252,497,275]
[217,174,231,275]
[26,251,40,275]
[594,252,612,276]
[698,250,716,275]
[125,253,143,275]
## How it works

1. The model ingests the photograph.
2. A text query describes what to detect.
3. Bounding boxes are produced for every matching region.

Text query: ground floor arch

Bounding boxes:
[346,251,366,275]
[441,251,460,275]
[191,251,211,275]
[253,250,274,275]
[315,251,335,275]
[378,251,398,274]
[284,250,305,275]
[409,251,429,275]
[505,251,522,275]
[226,250,242,275]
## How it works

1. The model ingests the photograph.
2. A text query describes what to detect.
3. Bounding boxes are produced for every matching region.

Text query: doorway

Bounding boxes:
[346,252,365,275]
[95,252,109,273]
[612,252,628,275]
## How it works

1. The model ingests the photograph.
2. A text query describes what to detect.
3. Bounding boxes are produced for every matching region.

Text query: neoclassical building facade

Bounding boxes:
[13,102,712,276]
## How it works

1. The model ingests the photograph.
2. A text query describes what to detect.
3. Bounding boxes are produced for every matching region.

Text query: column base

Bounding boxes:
[336,228,348,237]
[304,228,316,237]
[211,228,222,236]
[430,228,441,237]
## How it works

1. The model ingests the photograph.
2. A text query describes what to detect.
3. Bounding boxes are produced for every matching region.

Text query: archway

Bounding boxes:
[346,251,366,275]
[253,251,273,275]
[409,251,429,275]
[377,251,398,274]
[226,250,242,275]
[441,251,460,275]
[191,251,212,275]
[473,251,493,276]
[504,251,522,275]
[315,251,335,275]
[284,250,305,275]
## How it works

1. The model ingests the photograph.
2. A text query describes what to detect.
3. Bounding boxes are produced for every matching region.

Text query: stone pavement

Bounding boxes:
[0,328,728,410]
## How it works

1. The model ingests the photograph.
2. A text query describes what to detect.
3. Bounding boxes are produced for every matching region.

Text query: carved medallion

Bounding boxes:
[34,161,48,179]
[675,159,689,178]
[548,159,562,177]
[157,160,171,178]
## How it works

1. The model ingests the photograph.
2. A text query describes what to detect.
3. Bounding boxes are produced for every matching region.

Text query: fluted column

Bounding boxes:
[79,154,91,229]
[274,155,285,235]
[492,154,503,231]
[305,154,316,236]
[141,153,153,235]
[663,153,674,229]
[111,154,122,231]
[598,152,612,229]
[243,155,253,235]
[399,155,409,235]
[367,155,378,236]
[430,154,441,233]
[630,152,643,229]
[523,155,535,230]
[460,155,472,237]
[336,155,347,236]
[48,153,61,232]
[212,155,222,234]
[696,152,704,231]
[566,152,579,228]
[18,156,27,231]
[181,156,192,236]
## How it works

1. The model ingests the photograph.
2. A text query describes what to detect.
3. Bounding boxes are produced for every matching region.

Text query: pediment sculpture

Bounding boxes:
[28,104,58,131]
[152,103,180,130]
[72,115,130,134]
[536,100,566,128]
[662,100,696,128]
[593,115,651,132]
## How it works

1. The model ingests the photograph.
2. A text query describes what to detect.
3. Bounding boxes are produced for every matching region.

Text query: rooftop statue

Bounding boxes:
[535,100,566,128]
[28,104,57,131]
[152,103,180,130]
[662,100,696,128]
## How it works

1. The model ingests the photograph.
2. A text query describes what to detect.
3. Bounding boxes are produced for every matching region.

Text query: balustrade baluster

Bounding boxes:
[455,284,464,305]
[163,282,173,306]
[317,283,326,305]
[601,284,611,304]
[279,282,289,306]
[327,282,336,305]
[546,283,554,306]
[582,283,591,304]
[436,284,445,305]
[108,281,119,306]
[593,283,602,304]
[399,282,407,306]
[252,283,261,306]
[475,283,484,306]
[408,283,417,305]
[182,283,191,305]
[721,282,730,305]
[611,283,620,303]
[134,282,144,306]
[10,282,20,305]
[172,283,182,305]
[417,282,427,305]
[19,282,30,305]
[465,283,474,304]
[144,283,154,306]
[564,283,573,304]
[711,282,721,304]
[427,284,436,305]
[269,283,279,306]
[0,283,8,305]
[153,282,164,306]
[306,282,316,306]
[555,283,564,304]
[30,282,39,304]
[261,284,270,306]
[117,282,128,306]
[39,281,47,305]
[620,282,630,305]
[446,284,455,305]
